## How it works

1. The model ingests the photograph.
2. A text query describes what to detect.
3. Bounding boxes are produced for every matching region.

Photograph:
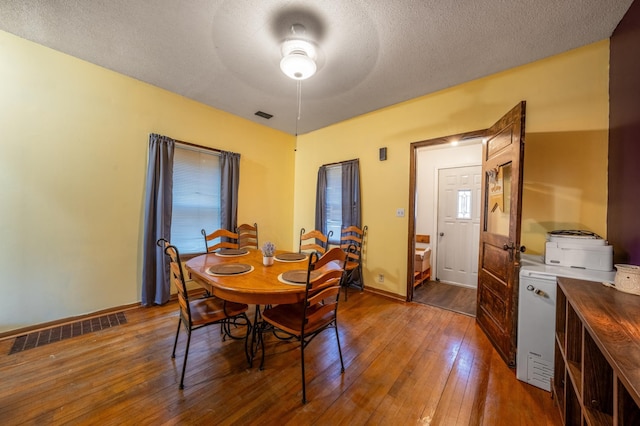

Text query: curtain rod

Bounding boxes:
[322,158,359,168]
[175,139,222,154]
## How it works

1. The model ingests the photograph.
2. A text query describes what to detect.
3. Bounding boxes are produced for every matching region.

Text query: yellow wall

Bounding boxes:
[295,41,610,297]
[0,27,610,331]
[0,30,295,332]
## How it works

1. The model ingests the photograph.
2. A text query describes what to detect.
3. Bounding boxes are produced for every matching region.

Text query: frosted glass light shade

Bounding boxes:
[280,53,317,80]
[280,39,317,80]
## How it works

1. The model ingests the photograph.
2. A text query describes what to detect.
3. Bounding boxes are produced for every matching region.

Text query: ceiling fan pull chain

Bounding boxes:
[297,80,302,120]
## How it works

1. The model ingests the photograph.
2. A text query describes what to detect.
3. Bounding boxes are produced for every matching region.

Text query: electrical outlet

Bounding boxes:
[378,273,384,283]
[396,208,405,217]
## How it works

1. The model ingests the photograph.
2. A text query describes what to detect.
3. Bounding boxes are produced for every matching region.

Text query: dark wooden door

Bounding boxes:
[476,102,526,366]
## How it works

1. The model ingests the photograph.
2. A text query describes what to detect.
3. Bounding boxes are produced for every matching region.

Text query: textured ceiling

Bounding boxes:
[0,1,634,135]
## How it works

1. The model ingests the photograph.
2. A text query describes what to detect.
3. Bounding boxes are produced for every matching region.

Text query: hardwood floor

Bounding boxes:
[0,292,559,425]
[413,281,477,317]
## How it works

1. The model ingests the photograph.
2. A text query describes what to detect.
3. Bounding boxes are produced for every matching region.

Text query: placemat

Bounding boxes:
[275,252,306,262]
[277,273,306,286]
[207,263,252,276]
[281,269,320,284]
[215,248,249,257]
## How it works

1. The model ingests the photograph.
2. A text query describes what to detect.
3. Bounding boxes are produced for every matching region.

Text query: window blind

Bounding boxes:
[171,145,221,254]
[325,165,342,244]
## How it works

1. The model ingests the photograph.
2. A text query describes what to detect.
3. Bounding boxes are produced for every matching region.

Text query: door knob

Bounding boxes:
[519,245,526,253]
[439,232,444,236]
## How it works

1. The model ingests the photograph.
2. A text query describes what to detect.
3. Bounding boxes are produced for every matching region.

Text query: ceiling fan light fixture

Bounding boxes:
[280,39,317,80]
[280,53,316,80]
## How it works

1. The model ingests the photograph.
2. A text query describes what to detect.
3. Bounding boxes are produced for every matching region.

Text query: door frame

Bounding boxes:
[407,129,486,301]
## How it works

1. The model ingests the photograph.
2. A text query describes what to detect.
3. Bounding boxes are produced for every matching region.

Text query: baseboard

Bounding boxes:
[0,302,141,341]
[363,287,406,302]
[0,288,208,341]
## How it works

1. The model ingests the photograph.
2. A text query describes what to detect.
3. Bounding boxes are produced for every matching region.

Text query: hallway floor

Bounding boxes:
[413,281,477,317]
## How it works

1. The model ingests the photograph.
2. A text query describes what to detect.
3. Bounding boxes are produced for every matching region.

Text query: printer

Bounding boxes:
[544,230,613,271]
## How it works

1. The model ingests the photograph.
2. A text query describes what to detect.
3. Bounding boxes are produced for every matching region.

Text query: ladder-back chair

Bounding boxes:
[258,247,347,403]
[299,228,332,255]
[236,223,258,250]
[157,239,250,389]
[201,228,239,253]
[340,225,367,300]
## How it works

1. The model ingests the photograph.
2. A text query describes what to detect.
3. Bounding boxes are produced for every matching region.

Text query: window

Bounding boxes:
[171,145,221,254]
[457,189,471,219]
[316,159,360,245]
[325,165,342,243]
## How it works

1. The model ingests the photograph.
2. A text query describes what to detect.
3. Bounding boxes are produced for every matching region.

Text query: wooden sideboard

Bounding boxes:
[553,277,640,425]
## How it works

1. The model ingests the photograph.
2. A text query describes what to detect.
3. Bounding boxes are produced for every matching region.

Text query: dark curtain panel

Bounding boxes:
[341,159,361,228]
[220,150,241,233]
[315,165,327,234]
[141,133,174,306]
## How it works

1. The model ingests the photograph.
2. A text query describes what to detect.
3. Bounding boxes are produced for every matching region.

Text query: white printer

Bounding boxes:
[544,230,613,271]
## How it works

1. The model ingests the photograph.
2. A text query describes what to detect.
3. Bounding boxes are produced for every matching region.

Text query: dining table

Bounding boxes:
[185,248,341,364]
[185,248,323,305]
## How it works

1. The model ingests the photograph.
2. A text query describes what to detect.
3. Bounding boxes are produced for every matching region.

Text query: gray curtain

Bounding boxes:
[315,165,327,234]
[141,134,174,306]
[315,159,361,237]
[220,150,241,233]
[341,159,361,228]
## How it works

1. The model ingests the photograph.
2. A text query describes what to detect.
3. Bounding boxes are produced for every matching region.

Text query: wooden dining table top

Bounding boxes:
[185,249,334,305]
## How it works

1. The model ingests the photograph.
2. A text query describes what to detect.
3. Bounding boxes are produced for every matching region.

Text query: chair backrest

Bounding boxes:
[301,247,346,335]
[157,239,192,326]
[201,228,239,253]
[299,228,332,255]
[236,223,258,250]
[340,225,367,265]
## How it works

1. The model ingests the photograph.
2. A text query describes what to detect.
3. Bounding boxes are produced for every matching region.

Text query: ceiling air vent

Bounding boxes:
[255,111,273,119]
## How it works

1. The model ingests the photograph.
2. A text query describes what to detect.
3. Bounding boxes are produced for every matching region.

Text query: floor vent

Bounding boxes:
[8,312,127,355]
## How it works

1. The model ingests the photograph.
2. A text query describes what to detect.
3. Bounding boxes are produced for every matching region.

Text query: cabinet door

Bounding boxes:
[553,340,566,422]
[583,332,614,423]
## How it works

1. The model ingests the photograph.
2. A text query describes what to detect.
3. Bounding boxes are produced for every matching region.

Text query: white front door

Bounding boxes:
[436,165,481,287]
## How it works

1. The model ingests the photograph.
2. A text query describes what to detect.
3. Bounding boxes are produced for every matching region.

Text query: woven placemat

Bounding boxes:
[216,248,249,257]
[275,252,306,261]
[207,263,252,275]
[281,269,320,283]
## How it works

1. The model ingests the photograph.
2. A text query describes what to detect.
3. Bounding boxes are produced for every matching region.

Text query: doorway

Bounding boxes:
[410,137,483,314]
[408,102,527,366]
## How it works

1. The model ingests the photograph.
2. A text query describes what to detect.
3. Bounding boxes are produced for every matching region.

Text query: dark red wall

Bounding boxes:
[608,0,640,264]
